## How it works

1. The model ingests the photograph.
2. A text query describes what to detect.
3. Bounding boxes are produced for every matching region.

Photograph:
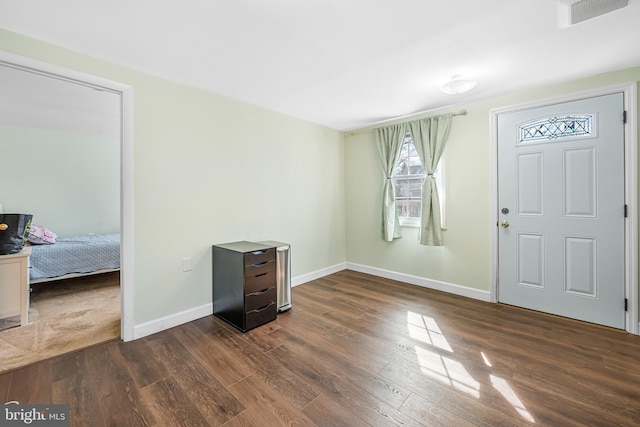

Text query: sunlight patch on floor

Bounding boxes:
[481,351,492,367]
[414,346,480,398]
[406,312,536,423]
[407,311,453,352]
[490,374,535,423]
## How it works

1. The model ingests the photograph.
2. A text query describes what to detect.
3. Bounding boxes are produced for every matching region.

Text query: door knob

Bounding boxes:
[501,221,510,228]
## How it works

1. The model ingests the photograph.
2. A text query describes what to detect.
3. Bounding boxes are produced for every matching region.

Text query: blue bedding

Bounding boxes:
[29,233,120,281]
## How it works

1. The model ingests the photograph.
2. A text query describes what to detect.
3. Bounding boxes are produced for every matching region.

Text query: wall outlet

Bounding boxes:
[181,257,192,272]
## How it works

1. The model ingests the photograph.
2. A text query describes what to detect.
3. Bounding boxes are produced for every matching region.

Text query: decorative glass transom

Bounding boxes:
[519,114,594,144]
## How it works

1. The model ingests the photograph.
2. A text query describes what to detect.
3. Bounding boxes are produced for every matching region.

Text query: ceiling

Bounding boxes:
[1,0,639,131]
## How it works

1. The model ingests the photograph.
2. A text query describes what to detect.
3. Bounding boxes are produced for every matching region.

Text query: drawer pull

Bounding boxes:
[254,272,268,278]
[252,261,268,267]
[248,288,270,296]
[251,250,266,255]
[248,302,275,313]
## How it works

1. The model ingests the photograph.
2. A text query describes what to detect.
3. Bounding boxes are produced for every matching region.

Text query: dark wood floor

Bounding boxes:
[1,270,639,426]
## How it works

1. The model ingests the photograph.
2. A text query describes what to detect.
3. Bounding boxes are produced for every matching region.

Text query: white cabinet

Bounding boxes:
[0,247,30,326]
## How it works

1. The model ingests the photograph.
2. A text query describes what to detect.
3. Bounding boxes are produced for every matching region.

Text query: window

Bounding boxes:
[393,132,445,227]
[519,114,594,144]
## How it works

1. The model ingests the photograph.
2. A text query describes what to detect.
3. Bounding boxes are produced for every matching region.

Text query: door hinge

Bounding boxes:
[624,204,628,218]
[623,110,627,124]
[625,298,628,311]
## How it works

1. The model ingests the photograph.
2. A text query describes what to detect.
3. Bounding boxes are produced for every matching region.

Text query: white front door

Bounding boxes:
[497,93,625,329]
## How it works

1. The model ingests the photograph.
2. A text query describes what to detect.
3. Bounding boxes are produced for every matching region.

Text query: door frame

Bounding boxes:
[0,51,136,341]
[490,82,638,335]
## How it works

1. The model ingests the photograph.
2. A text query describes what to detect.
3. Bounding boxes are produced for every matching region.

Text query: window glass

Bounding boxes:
[393,132,445,227]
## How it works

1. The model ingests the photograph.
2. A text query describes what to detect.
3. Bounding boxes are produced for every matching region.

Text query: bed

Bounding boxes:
[29,233,120,283]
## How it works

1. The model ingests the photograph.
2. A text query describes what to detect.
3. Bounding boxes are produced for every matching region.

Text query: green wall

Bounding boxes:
[2,28,638,333]
[345,67,640,298]
[0,126,120,236]
[0,29,346,327]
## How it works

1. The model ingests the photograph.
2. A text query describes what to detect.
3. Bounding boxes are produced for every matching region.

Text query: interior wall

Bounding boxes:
[345,66,640,296]
[0,127,120,236]
[0,30,346,328]
[0,64,120,236]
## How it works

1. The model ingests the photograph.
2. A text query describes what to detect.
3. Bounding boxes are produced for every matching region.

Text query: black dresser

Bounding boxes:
[212,241,277,332]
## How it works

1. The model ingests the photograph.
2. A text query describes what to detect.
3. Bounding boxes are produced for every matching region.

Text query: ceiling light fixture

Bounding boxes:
[440,74,477,95]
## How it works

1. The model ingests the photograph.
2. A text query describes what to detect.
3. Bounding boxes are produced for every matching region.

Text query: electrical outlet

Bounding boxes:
[181,257,192,272]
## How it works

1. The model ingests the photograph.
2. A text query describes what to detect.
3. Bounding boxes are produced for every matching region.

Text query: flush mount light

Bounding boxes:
[440,74,477,95]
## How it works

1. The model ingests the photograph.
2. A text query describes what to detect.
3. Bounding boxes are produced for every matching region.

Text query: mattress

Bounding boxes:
[29,233,120,281]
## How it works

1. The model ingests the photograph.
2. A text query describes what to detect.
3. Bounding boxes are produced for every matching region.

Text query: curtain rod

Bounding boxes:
[348,108,467,136]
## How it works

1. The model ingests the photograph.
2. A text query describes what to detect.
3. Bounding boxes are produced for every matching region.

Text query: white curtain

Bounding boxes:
[407,114,452,246]
[375,123,408,241]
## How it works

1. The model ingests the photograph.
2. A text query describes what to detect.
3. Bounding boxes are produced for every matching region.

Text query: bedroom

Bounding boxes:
[0,62,122,365]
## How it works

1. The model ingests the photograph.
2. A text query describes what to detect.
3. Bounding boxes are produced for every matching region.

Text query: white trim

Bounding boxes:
[0,51,136,341]
[346,262,491,302]
[490,82,638,335]
[623,83,638,335]
[131,262,491,339]
[292,262,347,287]
[133,303,213,340]
[120,82,135,341]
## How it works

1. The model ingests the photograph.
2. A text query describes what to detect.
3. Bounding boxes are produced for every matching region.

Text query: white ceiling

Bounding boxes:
[1,0,639,131]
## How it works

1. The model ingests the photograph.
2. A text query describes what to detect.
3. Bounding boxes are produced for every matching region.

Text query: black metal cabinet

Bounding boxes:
[212,241,277,332]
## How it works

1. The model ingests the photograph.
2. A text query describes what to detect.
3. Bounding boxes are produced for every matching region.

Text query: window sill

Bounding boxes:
[399,219,447,230]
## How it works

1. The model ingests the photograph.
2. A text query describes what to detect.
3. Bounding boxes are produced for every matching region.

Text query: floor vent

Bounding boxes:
[559,0,628,27]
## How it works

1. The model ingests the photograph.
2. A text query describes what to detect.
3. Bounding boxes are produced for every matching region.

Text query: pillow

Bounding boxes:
[28,224,57,245]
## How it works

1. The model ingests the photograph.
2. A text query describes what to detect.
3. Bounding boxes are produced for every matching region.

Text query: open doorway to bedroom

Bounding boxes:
[0,55,132,372]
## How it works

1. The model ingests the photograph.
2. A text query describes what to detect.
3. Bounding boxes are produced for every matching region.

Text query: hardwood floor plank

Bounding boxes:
[88,343,156,427]
[275,302,339,333]
[379,361,530,427]
[511,360,640,425]
[1,269,638,426]
[145,328,246,425]
[189,314,227,335]
[138,376,209,427]
[0,371,10,403]
[269,326,410,409]
[4,361,52,405]
[208,325,321,410]
[287,291,332,317]
[399,393,478,427]
[51,352,106,427]
[227,374,316,426]
[301,393,371,427]
[268,344,420,427]
[114,336,169,389]
[172,322,254,388]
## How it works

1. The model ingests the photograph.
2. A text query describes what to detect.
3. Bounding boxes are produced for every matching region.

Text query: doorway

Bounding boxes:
[0,52,133,348]
[490,84,638,334]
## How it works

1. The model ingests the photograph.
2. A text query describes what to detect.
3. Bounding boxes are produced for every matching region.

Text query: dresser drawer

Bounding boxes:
[244,248,275,267]
[245,286,276,312]
[244,259,275,278]
[245,301,277,331]
[244,270,276,294]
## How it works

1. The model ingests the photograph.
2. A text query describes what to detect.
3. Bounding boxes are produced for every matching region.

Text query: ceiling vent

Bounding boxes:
[558,0,628,27]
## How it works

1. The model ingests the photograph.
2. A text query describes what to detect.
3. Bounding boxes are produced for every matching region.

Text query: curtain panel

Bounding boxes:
[375,123,408,241]
[407,113,452,245]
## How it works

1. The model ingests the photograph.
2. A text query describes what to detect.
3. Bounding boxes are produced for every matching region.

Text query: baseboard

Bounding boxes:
[132,303,213,340]
[292,262,347,287]
[346,262,491,302]
[129,263,349,341]
[130,261,489,340]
